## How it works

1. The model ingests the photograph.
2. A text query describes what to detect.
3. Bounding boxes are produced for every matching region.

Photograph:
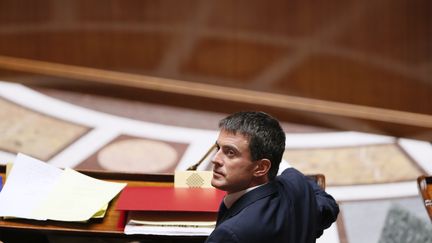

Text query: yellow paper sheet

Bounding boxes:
[32,168,126,222]
[92,203,108,219]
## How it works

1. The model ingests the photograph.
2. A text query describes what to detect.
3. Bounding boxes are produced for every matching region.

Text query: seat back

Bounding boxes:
[308,174,326,190]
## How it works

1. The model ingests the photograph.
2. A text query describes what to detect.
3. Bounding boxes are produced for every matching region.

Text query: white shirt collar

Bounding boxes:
[223,184,266,209]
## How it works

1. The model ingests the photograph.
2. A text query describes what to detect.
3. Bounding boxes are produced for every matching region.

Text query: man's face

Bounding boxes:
[211,129,257,194]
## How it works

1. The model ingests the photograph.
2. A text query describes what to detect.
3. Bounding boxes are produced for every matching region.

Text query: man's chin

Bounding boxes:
[211,178,225,190]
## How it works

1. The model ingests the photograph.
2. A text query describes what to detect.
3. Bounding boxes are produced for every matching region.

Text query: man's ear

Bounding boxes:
[254,159,271,177]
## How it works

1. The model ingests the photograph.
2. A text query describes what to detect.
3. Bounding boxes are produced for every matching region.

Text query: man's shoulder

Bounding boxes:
[277,167,307,183]
[275,167,316,196]
[279,167,303,176]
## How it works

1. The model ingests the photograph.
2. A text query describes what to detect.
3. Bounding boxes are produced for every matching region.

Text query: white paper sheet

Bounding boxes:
[0,153,126,221]
[124,224,214,236]
[0,153,62,220]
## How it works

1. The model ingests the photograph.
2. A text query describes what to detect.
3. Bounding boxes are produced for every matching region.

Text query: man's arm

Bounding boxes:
[307,178,339,238]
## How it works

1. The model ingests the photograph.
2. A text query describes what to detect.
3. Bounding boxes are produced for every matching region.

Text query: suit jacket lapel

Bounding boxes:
[218,182,278,224]
[216,201,228,226]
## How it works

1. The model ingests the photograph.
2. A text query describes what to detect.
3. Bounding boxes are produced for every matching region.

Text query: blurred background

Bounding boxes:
[0,0,431,138]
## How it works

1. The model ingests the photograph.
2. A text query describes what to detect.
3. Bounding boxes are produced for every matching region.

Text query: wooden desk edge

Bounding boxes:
[0,164,174,182]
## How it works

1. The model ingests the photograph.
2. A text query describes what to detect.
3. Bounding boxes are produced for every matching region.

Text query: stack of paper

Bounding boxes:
[0,153,126,222]
[124,211,217,236]
[116,186,225,236]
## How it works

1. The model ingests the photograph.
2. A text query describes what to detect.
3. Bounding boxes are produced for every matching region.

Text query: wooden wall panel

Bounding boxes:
[0,0,430,137]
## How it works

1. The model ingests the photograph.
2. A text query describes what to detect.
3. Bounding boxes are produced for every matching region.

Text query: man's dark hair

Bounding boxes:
[218,111,286,180]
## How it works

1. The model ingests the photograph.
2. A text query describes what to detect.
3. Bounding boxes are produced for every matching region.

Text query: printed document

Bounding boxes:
[0,153,126,221]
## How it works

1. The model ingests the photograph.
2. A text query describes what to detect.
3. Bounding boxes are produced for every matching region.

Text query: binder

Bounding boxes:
[116,186,225,229]
[117,186,225,212]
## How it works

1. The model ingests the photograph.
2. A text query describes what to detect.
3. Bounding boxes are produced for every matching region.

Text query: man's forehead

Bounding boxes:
[217,129,250,144]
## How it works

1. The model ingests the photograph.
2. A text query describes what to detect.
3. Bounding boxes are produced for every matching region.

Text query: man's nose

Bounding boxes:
[211,149,223,165]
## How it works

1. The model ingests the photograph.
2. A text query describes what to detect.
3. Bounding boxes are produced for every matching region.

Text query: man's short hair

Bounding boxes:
[218,111,286,180]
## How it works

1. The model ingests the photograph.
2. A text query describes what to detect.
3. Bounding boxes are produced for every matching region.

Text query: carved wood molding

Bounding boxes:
[1,55,432,130]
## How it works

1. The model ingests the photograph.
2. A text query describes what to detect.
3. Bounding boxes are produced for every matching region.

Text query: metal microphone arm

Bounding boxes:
[187,144,217,171]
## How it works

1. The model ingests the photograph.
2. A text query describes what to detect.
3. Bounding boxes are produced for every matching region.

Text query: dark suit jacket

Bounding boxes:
[205,168,339,243]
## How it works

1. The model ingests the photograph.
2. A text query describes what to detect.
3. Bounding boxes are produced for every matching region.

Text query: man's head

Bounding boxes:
[211,111,286,193]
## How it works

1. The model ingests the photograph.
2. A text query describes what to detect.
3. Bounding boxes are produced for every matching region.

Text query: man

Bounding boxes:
[206,111,339,243]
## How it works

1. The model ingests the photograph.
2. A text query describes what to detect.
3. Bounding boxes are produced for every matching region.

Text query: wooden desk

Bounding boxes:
[0,166,325,241]
[417,175,432,222]
[0,167,208,242]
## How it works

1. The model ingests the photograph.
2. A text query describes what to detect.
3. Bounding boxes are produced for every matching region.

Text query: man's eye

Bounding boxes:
[226,150,235,156]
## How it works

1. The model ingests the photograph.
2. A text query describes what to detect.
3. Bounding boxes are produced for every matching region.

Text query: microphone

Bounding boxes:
[174,144,217,188]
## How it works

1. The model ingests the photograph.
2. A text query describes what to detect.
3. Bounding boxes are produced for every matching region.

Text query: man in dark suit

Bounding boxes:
[205,111,339,243]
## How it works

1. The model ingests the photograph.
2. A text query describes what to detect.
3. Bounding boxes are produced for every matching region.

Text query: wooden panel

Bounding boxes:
[275,54,432,114]
[181,37,289,82]
[78,0,198,23]
[207,0,351,37]
[0,0,50,23]
[334,0,431,65]
[0,0,430,138]
[0,32,171,73]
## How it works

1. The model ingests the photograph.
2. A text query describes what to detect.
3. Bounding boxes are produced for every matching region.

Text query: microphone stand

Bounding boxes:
[187,144,217,171]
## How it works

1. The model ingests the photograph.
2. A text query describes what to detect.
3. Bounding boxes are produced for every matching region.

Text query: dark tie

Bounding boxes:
[216,202,228,226]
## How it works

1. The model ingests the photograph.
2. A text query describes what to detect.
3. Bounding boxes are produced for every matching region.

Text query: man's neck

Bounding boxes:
[226,176,269,195]
[224,184,266,208]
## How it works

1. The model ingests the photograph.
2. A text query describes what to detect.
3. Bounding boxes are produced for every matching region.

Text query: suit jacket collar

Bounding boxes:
[218,181,278,224]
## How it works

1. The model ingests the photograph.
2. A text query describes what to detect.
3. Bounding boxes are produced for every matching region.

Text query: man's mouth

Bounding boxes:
[213,170,224,177]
